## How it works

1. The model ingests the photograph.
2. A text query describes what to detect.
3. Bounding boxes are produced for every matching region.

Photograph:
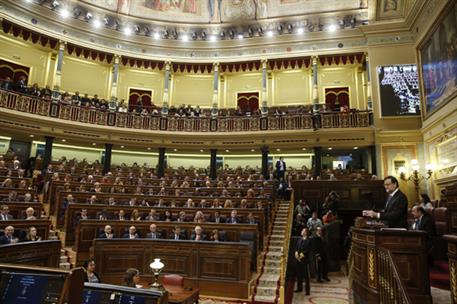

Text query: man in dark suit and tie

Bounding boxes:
[295,227,312,295]
[0,226,16,245]
[275,157,286,179]
[227,210,239,224]
[363,176,408,228]
[123,226,139,239]
[211,211,225,223]
[169,226,186,240]
[146,223,162,239]
[411,205,436,250]
[0,205,13,221]
[246,212,258,225]
[99,225,115,239]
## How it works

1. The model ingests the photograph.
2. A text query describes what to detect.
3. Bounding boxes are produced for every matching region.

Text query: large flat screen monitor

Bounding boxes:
[83,283,163,304]
[0,271,66,304]
[377,64,420,116]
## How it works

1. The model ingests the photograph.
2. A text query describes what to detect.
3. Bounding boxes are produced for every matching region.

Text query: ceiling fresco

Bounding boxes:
[77,0,370,23]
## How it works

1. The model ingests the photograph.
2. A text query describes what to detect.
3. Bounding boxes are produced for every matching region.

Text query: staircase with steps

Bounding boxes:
[47,211,73,270]
[253,201,292,303]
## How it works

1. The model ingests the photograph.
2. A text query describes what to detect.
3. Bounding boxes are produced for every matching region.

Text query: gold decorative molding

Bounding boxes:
[368,247,377,289]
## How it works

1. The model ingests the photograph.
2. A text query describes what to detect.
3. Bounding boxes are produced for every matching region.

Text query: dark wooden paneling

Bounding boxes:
[350,228,432,304]
[93,239,251,299]
[75,220,258,265]
[0,201,42,219]
[0,219,51,240]
[64,203,266,246]
[56,191,271,227]
[0,240,61,267]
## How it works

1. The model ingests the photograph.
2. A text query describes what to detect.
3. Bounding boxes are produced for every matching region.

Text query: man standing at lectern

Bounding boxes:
[363,176,408,228]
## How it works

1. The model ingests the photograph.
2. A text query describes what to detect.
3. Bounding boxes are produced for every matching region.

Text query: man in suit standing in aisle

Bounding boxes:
[363,176,408,228]
[314,227,330,282]
[275,157,286,179]
[295,227,312,295]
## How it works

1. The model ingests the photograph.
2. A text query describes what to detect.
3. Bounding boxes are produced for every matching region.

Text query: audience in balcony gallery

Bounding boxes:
[0,77,366,118]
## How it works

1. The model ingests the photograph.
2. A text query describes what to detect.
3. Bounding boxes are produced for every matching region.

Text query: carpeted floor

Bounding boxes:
[189,271,452,304]
[291,273,349,304]
[290,272,452,304]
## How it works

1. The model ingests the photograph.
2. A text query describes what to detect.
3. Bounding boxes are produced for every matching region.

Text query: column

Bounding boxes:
[110,55,121,100]
[210,149,217,179]
[157,147,166,178]
[261,59,268,116]
[365,52,373,111]
[103,143,113,175]
[161,61,172,115]
[42,136,54,171]
[312,56,319,113]
[211,62,219,117]
[313,146,322,178]
[370,145,377,175]
[53,40,66,91]
[261,145,269,179]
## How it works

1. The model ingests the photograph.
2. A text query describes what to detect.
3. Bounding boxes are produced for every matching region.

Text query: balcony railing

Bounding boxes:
[0,90,373,132]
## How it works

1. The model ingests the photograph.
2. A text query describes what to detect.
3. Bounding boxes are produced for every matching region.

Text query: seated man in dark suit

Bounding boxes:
[99,225,115,239]
[75,209,90,226]
[116,209,129,221]
[169,226,186,240]
[145,223,162,239]
[363,176,408,228]
[96,209,109,221]
[190,225,206,241]
[245,212,258,225]
[123,226,140,239]
[227,210,240,224]
[0,226,17,245]
[145,209,161,221]
[211,211,225,223]
[411,205,436,250]
[0,205,14,221]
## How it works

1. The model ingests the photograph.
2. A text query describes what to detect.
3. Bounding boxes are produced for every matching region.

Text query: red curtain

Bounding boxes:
[0,59,30,83]
[128,89,153,111]
[325,87,350,110]
[237,92,259,113]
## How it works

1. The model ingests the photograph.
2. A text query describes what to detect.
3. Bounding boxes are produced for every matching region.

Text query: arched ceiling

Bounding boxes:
[0,0,425,61]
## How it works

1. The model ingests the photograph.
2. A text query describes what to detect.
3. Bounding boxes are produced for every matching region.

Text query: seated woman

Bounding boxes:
[83,259,101,283]
[193,211,206,223]
[25,207,37,220]
[26,226,42,241]
[130,209,142,221]
[123,268,141,288]
[419,193,434,209]
[210,229,220,242]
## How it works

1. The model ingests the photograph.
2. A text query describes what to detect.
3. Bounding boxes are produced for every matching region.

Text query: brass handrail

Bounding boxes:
[279,191,294,304]
[377,248,413,304]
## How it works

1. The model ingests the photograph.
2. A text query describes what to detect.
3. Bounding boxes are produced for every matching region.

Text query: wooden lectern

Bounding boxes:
[349,218,432,304]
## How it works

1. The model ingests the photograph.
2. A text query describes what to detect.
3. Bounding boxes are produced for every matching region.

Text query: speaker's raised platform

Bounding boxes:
[349,227,432,304]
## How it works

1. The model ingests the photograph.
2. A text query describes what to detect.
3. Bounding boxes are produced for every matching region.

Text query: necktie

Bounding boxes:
[152,233,155,239]
[175,234,178,240]
[416,219,421,230]
[385,195,393,210]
